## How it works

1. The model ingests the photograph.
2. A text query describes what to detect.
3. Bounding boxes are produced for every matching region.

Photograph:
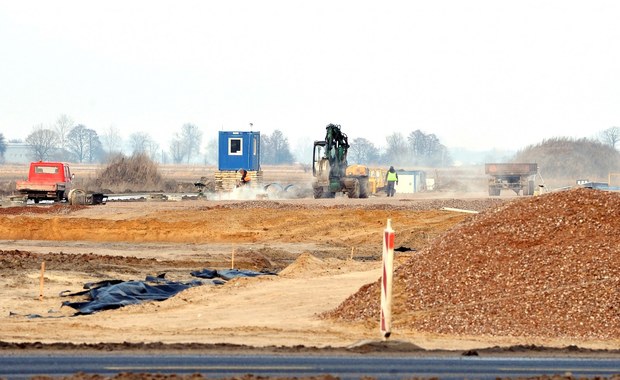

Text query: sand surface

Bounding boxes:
[0,192,615,352]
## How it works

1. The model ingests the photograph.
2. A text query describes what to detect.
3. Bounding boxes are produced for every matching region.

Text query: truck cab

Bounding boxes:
[15,161,73,203]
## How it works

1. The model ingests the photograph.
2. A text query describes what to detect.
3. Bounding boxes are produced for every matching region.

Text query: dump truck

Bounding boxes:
[312,124,370,198]
[15,161,106,205]
[485,163,538,196]
[368,167,388,195]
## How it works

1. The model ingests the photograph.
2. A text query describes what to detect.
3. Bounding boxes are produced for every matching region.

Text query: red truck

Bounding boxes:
[15,161,106,204]
[15,161,73,203]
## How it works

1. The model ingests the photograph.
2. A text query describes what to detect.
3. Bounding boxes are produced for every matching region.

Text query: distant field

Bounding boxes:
[2,162,583,194]
[0,163,315,189]
[0,163,307,177]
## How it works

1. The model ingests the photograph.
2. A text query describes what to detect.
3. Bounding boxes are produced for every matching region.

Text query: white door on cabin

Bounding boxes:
[394,174,416,194]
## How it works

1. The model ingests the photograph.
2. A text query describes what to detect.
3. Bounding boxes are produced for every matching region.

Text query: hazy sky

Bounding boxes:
[1,1,619,152]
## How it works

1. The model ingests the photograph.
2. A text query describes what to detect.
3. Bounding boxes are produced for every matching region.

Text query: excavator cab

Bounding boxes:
[312,141,326,178]
[312,140,336,197]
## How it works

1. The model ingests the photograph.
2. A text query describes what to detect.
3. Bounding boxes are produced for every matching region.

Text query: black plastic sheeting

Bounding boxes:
[394,246,416,252]
[190,268,276,281]
[61,275,203,315]
[61,269,275,316]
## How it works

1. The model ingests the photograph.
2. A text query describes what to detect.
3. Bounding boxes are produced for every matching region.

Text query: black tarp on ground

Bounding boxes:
[190,268,276,281]
[61,275,203,315]
[61,269,276,316]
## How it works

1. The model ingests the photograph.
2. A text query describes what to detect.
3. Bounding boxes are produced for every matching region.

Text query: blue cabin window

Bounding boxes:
[229,138,242,155]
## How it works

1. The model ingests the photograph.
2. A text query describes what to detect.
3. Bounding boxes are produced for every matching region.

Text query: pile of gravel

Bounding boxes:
[200,198,502,212]
[327,188,620,341]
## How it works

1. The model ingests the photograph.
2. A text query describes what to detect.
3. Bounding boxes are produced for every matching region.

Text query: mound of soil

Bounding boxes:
[279,252,325,277]
[514,137,620,180]
[327,188,620,341]
[93,154,164,193]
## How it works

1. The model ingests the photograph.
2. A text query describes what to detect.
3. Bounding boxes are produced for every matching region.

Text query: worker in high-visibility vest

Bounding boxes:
[238,168,251,187]
[385,166,398,197]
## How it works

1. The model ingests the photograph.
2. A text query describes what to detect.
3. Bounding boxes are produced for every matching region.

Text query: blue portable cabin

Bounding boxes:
[218,131,261,171]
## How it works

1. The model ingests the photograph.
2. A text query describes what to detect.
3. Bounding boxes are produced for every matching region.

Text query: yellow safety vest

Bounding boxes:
[387,171,398,181]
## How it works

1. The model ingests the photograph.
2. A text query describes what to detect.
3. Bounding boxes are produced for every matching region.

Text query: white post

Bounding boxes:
[231,247,236,269]
[39,261,45,301]
[380,218,395,339]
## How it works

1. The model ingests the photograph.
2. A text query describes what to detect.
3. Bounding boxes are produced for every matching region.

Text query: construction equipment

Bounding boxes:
[368,168,388,195]
[312,124,370,198]
[485,163,538,196]
[15,161,106,205]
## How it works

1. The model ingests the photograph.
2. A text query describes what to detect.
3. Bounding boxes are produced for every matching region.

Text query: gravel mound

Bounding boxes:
[327,188,620,341]
[198,198,502,212]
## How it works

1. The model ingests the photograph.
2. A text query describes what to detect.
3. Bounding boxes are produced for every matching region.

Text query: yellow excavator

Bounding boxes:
[312,124,370,198]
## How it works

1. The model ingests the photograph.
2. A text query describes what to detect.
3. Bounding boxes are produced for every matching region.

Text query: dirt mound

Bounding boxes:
[279,253,379,279]
[92,154,164,193]
[279,252,325,277]
[327,188,620,341]
[514,137,620,180]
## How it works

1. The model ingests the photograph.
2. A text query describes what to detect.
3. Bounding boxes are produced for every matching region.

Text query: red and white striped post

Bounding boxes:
[380,218,395,339]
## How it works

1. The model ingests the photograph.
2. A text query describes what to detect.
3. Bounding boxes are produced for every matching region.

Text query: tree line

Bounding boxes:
[0,115,300,165]
[1,115,618,167]
[16,115,206,164]
[349,131,452,167]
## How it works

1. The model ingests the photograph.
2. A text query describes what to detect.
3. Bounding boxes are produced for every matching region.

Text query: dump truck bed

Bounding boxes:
[485,163,538,176]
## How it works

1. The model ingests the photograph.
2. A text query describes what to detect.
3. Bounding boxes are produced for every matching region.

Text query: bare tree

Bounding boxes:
[349,137,379,164]
[406,129,450,166]
[146,139,160,162]
[203,138,217,165]
[262,130,294,164]
[101,125,123,156]
[129,132,151,155]
[84,129,103,163]
[26,125,59,161]
[384,132,408,166]
[180,123,202,164]
[67,125,88,162]
[54,114,74,160]
[169,135,185,164]
[407,130,428,158]
[599,126,620,149]
[67,124,102,163]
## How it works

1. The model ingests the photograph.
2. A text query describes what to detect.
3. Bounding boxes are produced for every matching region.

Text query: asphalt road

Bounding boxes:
[2,353,620,379]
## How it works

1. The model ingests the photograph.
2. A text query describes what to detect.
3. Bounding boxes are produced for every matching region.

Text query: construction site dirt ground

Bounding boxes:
[0,191,618,355]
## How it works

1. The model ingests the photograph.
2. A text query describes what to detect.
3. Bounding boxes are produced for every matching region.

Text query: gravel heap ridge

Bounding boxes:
[328,188,620,341]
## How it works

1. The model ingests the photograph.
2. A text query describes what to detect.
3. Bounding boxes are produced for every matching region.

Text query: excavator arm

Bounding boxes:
[324,123,349,180]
